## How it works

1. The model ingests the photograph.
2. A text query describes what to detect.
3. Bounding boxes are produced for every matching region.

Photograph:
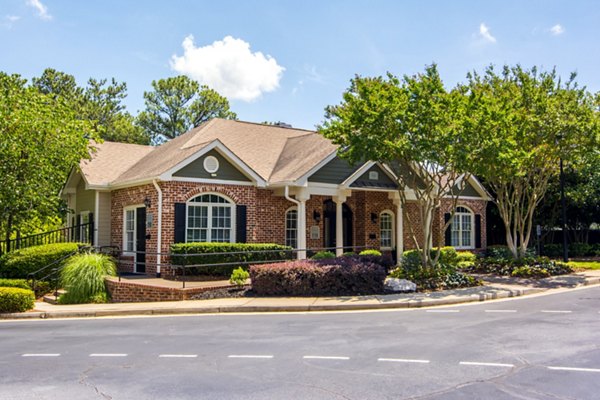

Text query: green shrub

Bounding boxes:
[229,267,250,286]
[0,278,31,290]
[389,266,480,291]
[342,252,356,257]
[401,247,459,268]
[569,242,592,258]
[359,249,382,256]
[0,243,82,279]
[456,251,477,263]
[0,287,35,313]
[170,243,292,276]
[511,266,550,278]
[592,244,600,257]
[311,251,336,260]
[58,253,116,304]
[542,244,563,258]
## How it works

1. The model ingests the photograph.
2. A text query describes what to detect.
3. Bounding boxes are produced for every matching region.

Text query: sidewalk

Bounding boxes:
[3,270,600,320]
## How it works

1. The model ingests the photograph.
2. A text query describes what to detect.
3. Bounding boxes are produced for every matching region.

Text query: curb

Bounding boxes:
[0,286,550,320]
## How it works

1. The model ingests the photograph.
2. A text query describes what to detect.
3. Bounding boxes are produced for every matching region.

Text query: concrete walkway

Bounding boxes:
[3,270,600,320]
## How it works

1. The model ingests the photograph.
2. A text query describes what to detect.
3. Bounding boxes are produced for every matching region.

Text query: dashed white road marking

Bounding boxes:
[548,366,600,373]
[541,310,572,314]
[378,358,430,364]
[425,309,460,313]
[89,353,128,357]
[22,353,60,357]
[460,361,514,368]
[159,354,198,358]
[303,355,350,360]
[227,355,274,359]
[485,309,517,313]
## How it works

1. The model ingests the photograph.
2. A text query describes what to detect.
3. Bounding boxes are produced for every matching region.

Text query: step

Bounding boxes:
[43,290,66,304]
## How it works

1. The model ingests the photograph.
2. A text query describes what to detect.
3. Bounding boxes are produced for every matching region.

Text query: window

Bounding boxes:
[186,194,234,243]
[380,211,393,249]
[79,211,91,242]
[451,206,474,249]
[285,208,298,248]
[124,209,135,252]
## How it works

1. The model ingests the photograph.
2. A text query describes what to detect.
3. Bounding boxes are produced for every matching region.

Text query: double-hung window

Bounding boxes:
[451,206,474,249]
[380,211,393,249]
[186,194,234,243]
[285,208,298,248]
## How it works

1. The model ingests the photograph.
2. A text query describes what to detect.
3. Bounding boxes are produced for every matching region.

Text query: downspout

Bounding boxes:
[152,179,163,277]
[284,186,305,259]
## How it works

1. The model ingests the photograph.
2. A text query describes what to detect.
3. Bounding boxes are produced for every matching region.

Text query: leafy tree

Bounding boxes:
[137,75,237,141]
[32,68,149,145]
[464,65,599,259]
[0,73,95,250]
[320,65,478,268]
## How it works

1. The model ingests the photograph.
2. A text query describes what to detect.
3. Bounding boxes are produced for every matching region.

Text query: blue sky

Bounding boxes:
[1,0,598,130]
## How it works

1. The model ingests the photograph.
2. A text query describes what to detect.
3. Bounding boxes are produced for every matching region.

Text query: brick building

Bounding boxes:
[61,119,490,276]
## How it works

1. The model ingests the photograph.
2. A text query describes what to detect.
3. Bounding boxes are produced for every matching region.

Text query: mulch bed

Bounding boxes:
[189,286,255,300]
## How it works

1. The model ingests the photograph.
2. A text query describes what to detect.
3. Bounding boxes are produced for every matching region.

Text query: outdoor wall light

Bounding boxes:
[370,212,378,224]
[313,210,321,223]
[144,197,151,208]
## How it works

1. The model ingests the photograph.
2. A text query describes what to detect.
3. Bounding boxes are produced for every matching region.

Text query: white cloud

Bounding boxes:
[26,0,52,20]
[170,35,285,102]
[478,23,497,43]
[550,24,565,36]
[1,15,20,28]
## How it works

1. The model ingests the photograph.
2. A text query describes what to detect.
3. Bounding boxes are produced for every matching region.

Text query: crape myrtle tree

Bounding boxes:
[320,65,480,268]
[137,75,237,141]
[0,73,95,250]
[464,65,599,260]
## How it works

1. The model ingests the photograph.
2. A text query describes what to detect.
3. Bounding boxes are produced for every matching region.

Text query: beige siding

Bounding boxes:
[97,191,112,246]
[75,178,95,215]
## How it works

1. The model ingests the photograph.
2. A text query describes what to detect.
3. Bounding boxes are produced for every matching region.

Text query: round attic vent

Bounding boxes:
[203,155,219,173]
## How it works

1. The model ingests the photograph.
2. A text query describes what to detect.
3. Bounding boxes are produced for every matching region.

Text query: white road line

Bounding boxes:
[378,358,430,364]
[485,309,517,313]
[89,353,128,357]
[159,354,198,358]
[425,309,460,313]
[548,366,600,373]
[227,355,274,359]
[460,361,515,368]
[22,353,60,357]
[303,355,350,360]
[541,310,572,313]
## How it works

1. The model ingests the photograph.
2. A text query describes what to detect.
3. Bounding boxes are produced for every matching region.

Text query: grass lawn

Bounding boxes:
[566,260,600,270]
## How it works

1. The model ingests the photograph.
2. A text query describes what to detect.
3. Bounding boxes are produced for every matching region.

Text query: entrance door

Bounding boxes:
[322,200,353,251]
[135,207,146,273]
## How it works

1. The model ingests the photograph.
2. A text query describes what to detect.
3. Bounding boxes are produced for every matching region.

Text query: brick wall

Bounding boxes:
[110,182,488,276]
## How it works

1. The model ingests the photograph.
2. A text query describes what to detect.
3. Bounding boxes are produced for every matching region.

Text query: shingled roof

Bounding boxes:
[79,119,338,187]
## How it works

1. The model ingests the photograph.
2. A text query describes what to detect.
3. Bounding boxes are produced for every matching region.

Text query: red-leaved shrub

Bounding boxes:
[249,256,386,296]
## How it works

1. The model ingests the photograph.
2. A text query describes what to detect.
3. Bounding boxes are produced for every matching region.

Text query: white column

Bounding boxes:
[395,200,403,264]
[297,199,307,260]
[333,193,348,257]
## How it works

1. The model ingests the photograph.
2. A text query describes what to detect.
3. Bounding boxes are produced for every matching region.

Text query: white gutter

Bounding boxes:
[152,179,163,277]
[284,186,306,259]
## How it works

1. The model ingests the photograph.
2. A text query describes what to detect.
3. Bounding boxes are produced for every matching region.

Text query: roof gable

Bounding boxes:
[172,148,252,183]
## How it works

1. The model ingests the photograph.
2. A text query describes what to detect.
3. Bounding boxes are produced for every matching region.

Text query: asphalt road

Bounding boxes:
[1,286,599,400]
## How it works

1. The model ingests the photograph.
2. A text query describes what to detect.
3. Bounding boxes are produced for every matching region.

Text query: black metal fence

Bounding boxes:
[0,222,94,255]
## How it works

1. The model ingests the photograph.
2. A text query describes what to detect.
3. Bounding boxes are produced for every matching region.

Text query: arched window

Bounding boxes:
[285,207,298,249]
[186,193,235,243]
[380,211,394,249]
[451,206,474,249]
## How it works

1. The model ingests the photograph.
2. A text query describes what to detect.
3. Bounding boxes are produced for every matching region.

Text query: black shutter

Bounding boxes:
[174,203,186,243]
[475,214,482,248]
[88,212,94,245]
[444,213,452,246]
[236,205,247,243]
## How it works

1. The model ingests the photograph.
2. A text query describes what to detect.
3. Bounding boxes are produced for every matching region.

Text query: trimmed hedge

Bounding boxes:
[402,246,458,269]
[250,256,386,296]
[0,287,35,313]
[311,251,336,260]
[170,243,293,276]
[0,278,31,290]
[0,243,82,279]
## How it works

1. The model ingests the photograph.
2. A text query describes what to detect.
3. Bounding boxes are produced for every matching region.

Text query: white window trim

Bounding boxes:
[122,204,143,256]
[379,210,395,250]
[285,206,298,248]
[185,193,236,243]
[79,210,91,243]
[451,206,475,250]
